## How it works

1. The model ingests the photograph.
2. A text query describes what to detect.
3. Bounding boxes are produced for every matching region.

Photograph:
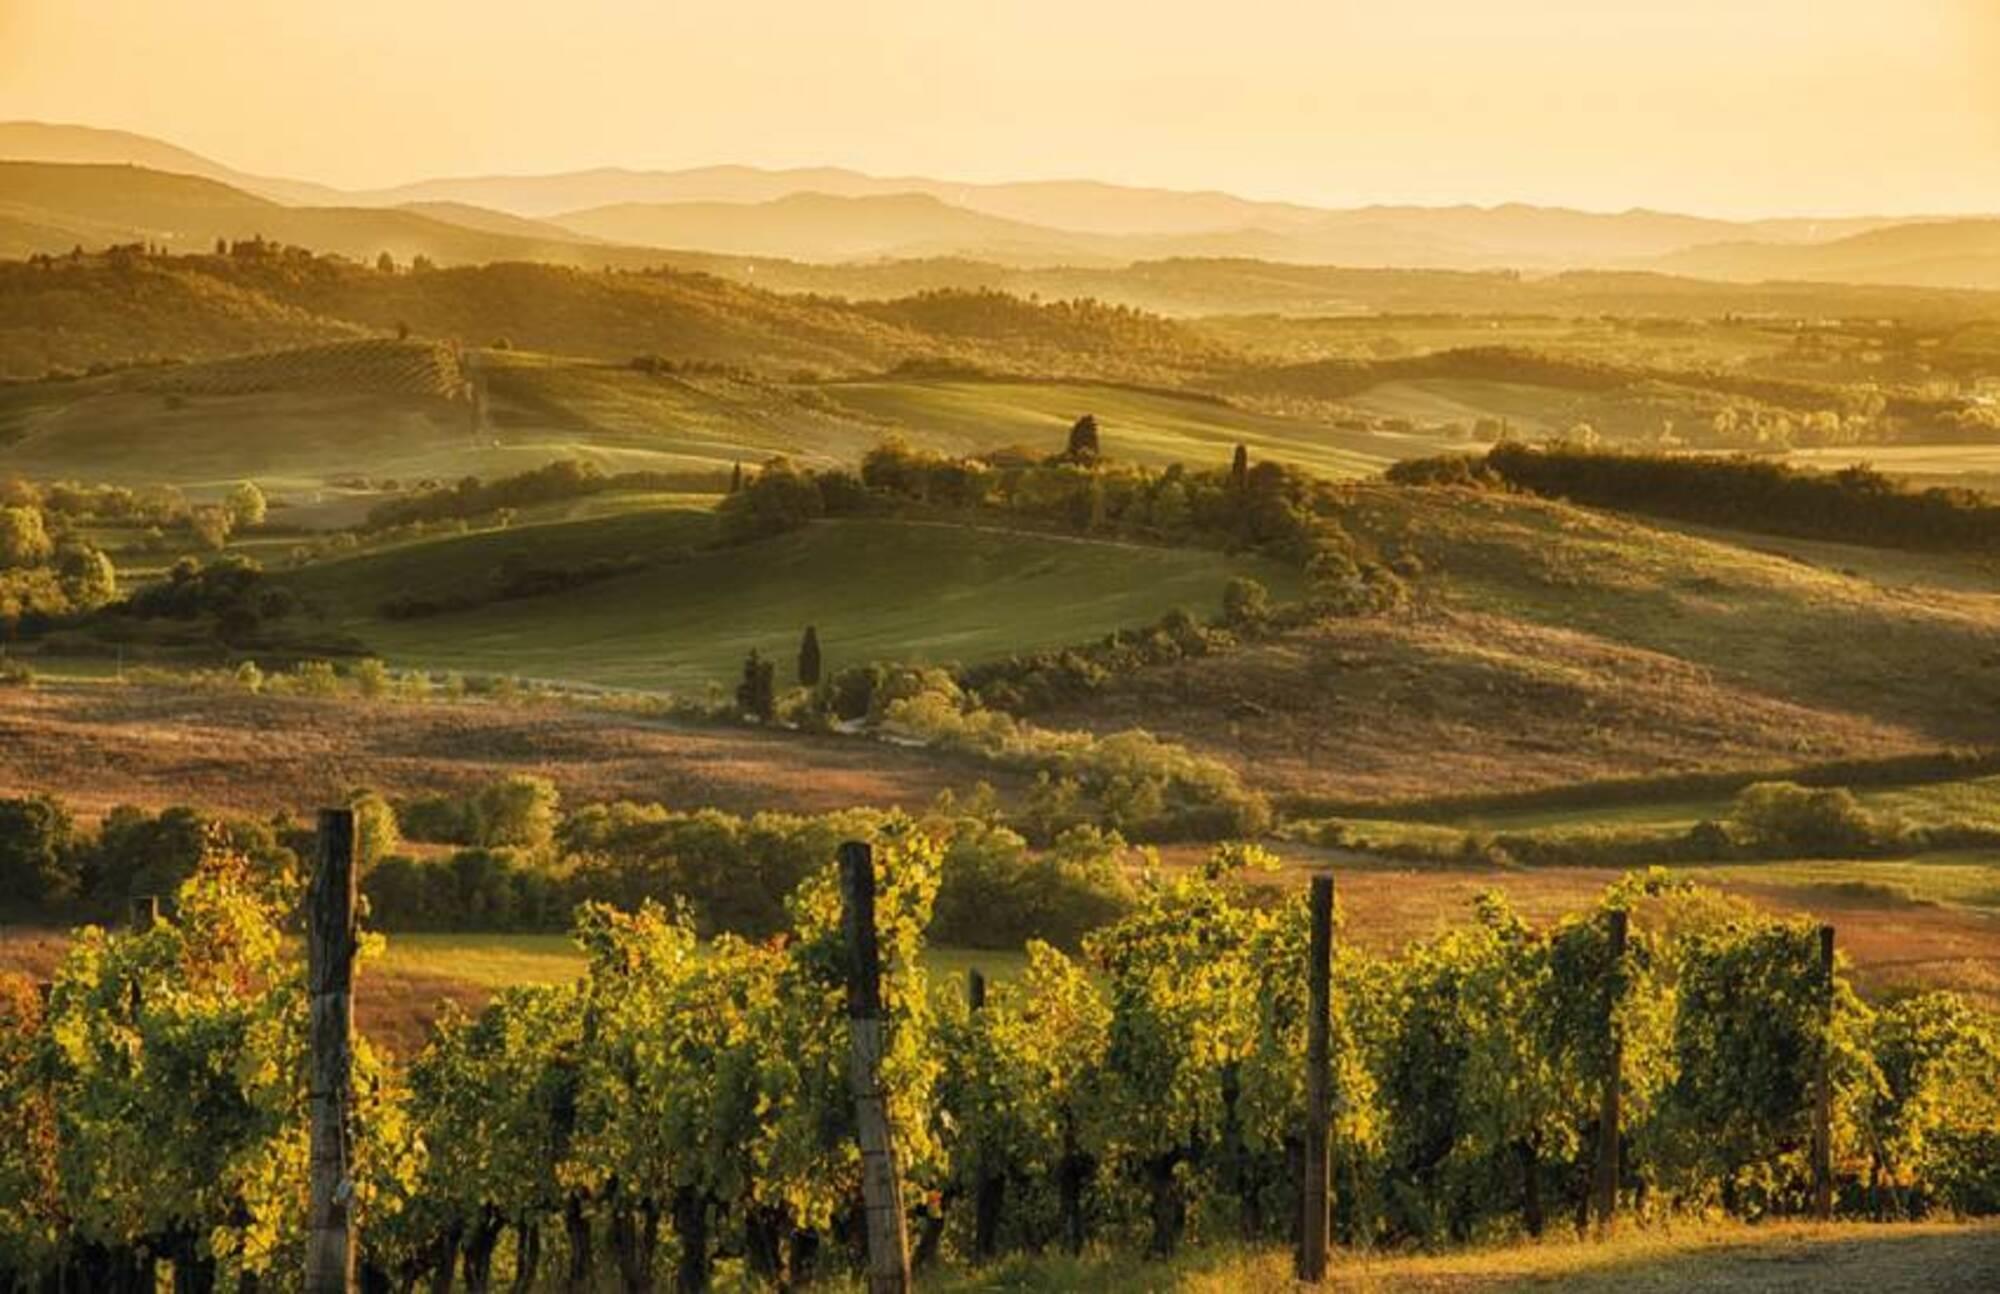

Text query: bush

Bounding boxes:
[931,820,1134,950]
[1729,781,1901,856]
[1221,576,1270,627]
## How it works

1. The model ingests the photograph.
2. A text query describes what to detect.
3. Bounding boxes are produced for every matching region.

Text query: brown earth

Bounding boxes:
[0,681,1017,820]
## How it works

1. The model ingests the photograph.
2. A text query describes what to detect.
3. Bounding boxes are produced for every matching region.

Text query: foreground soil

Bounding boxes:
[977,1220,2000,1292]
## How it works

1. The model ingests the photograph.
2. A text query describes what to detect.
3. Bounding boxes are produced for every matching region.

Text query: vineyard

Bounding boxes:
[2,821,1996,1294]
[135,339,471,400]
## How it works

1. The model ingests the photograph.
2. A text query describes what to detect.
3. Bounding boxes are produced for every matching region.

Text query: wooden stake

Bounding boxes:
[1813,924,1836,1221]
[1594,907,1629,1234]
[967,966,987,1013]
[306,809,358,1294]
[840,841,911,1294]
[1298,873,1333,1283]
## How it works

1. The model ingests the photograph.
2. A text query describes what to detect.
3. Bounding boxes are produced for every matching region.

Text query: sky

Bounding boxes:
[2,0,1996,217]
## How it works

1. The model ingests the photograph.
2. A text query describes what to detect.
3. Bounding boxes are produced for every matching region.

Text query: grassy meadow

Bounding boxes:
[281,507,1302,691]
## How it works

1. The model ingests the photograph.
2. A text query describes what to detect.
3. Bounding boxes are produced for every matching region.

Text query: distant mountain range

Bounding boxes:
[4,120,1999,288]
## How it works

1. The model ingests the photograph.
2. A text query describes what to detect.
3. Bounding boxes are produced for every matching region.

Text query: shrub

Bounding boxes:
[1221,576,1270,627]
[1729,781,1901,856]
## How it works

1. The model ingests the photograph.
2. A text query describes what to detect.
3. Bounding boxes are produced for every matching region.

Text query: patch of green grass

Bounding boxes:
[370,931,585,989]
[1686,856,2000,914]
[370,931,1027,993]
[287,510,1301,692]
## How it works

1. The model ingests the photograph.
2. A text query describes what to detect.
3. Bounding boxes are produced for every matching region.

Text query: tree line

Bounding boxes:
[1390,442,2000,551]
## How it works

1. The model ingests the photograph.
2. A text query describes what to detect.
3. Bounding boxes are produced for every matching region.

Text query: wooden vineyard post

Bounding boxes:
[1297,873,1334,1283]
[967,966,1003,1263]
[840,841,912,1294]
[307,809,359,1294]
[128,894,159,932]
[1813,924,1836,1222]
[1594,907,1629,1234]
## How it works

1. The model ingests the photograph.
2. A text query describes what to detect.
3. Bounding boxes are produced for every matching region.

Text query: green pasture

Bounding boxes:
[285,508,1301,692]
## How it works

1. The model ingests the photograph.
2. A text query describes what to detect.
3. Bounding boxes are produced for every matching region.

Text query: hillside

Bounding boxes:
[9,135,1995,285]
[1037,483,2000,802]
[0,119,347,205]
[1,330,1467,493]
[0,161,663,269]
[552,191,1120,264]
[1653,220,2000,290]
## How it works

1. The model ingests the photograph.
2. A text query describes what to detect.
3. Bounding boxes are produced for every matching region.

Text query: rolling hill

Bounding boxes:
[0,119,347,205]
[1652,220,2000,290]
[7,123,1987,277]
[1037,482,2000,802]
[0,160,663,269]
[551,192,1120,264]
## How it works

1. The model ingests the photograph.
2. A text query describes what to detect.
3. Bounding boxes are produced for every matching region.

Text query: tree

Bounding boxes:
[54,544,117,611]
[376,251,396,273]
[224,481,267,529]
[345,789,402,870]
[735,650,776,721]
[0,508,52,569]
[0,796,79,905]
[213,237,227,256]
[720,458,821,543]
[472,775,562,852]
[797,626,822,688]
[188,505,233,552]
[729,462,744,495]
[1065,415,1101,465]
[1231,443,1249,490]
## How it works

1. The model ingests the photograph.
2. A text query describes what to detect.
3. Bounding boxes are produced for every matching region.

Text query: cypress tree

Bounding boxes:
[729,462,745,494]
[1067,415,1102,464]
[1231,443,1249,490]
[797,625,822,687]
[735,649,776,721]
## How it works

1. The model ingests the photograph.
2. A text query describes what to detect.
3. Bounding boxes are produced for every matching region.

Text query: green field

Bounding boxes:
[0,347,1472,497]
[1337,377,1565,435]
[285,506,1301,691]
[819,377,1469,477]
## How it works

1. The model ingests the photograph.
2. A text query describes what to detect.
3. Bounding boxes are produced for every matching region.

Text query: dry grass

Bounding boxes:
[1042,484,2000,805]
[0,682,1016,820]
[1044,609,1920,802]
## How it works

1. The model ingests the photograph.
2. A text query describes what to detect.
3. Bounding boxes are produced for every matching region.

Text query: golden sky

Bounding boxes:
[2,0,1995,216]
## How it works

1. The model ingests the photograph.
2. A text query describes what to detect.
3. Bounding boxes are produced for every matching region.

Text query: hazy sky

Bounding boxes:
[3,0,1996,216]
